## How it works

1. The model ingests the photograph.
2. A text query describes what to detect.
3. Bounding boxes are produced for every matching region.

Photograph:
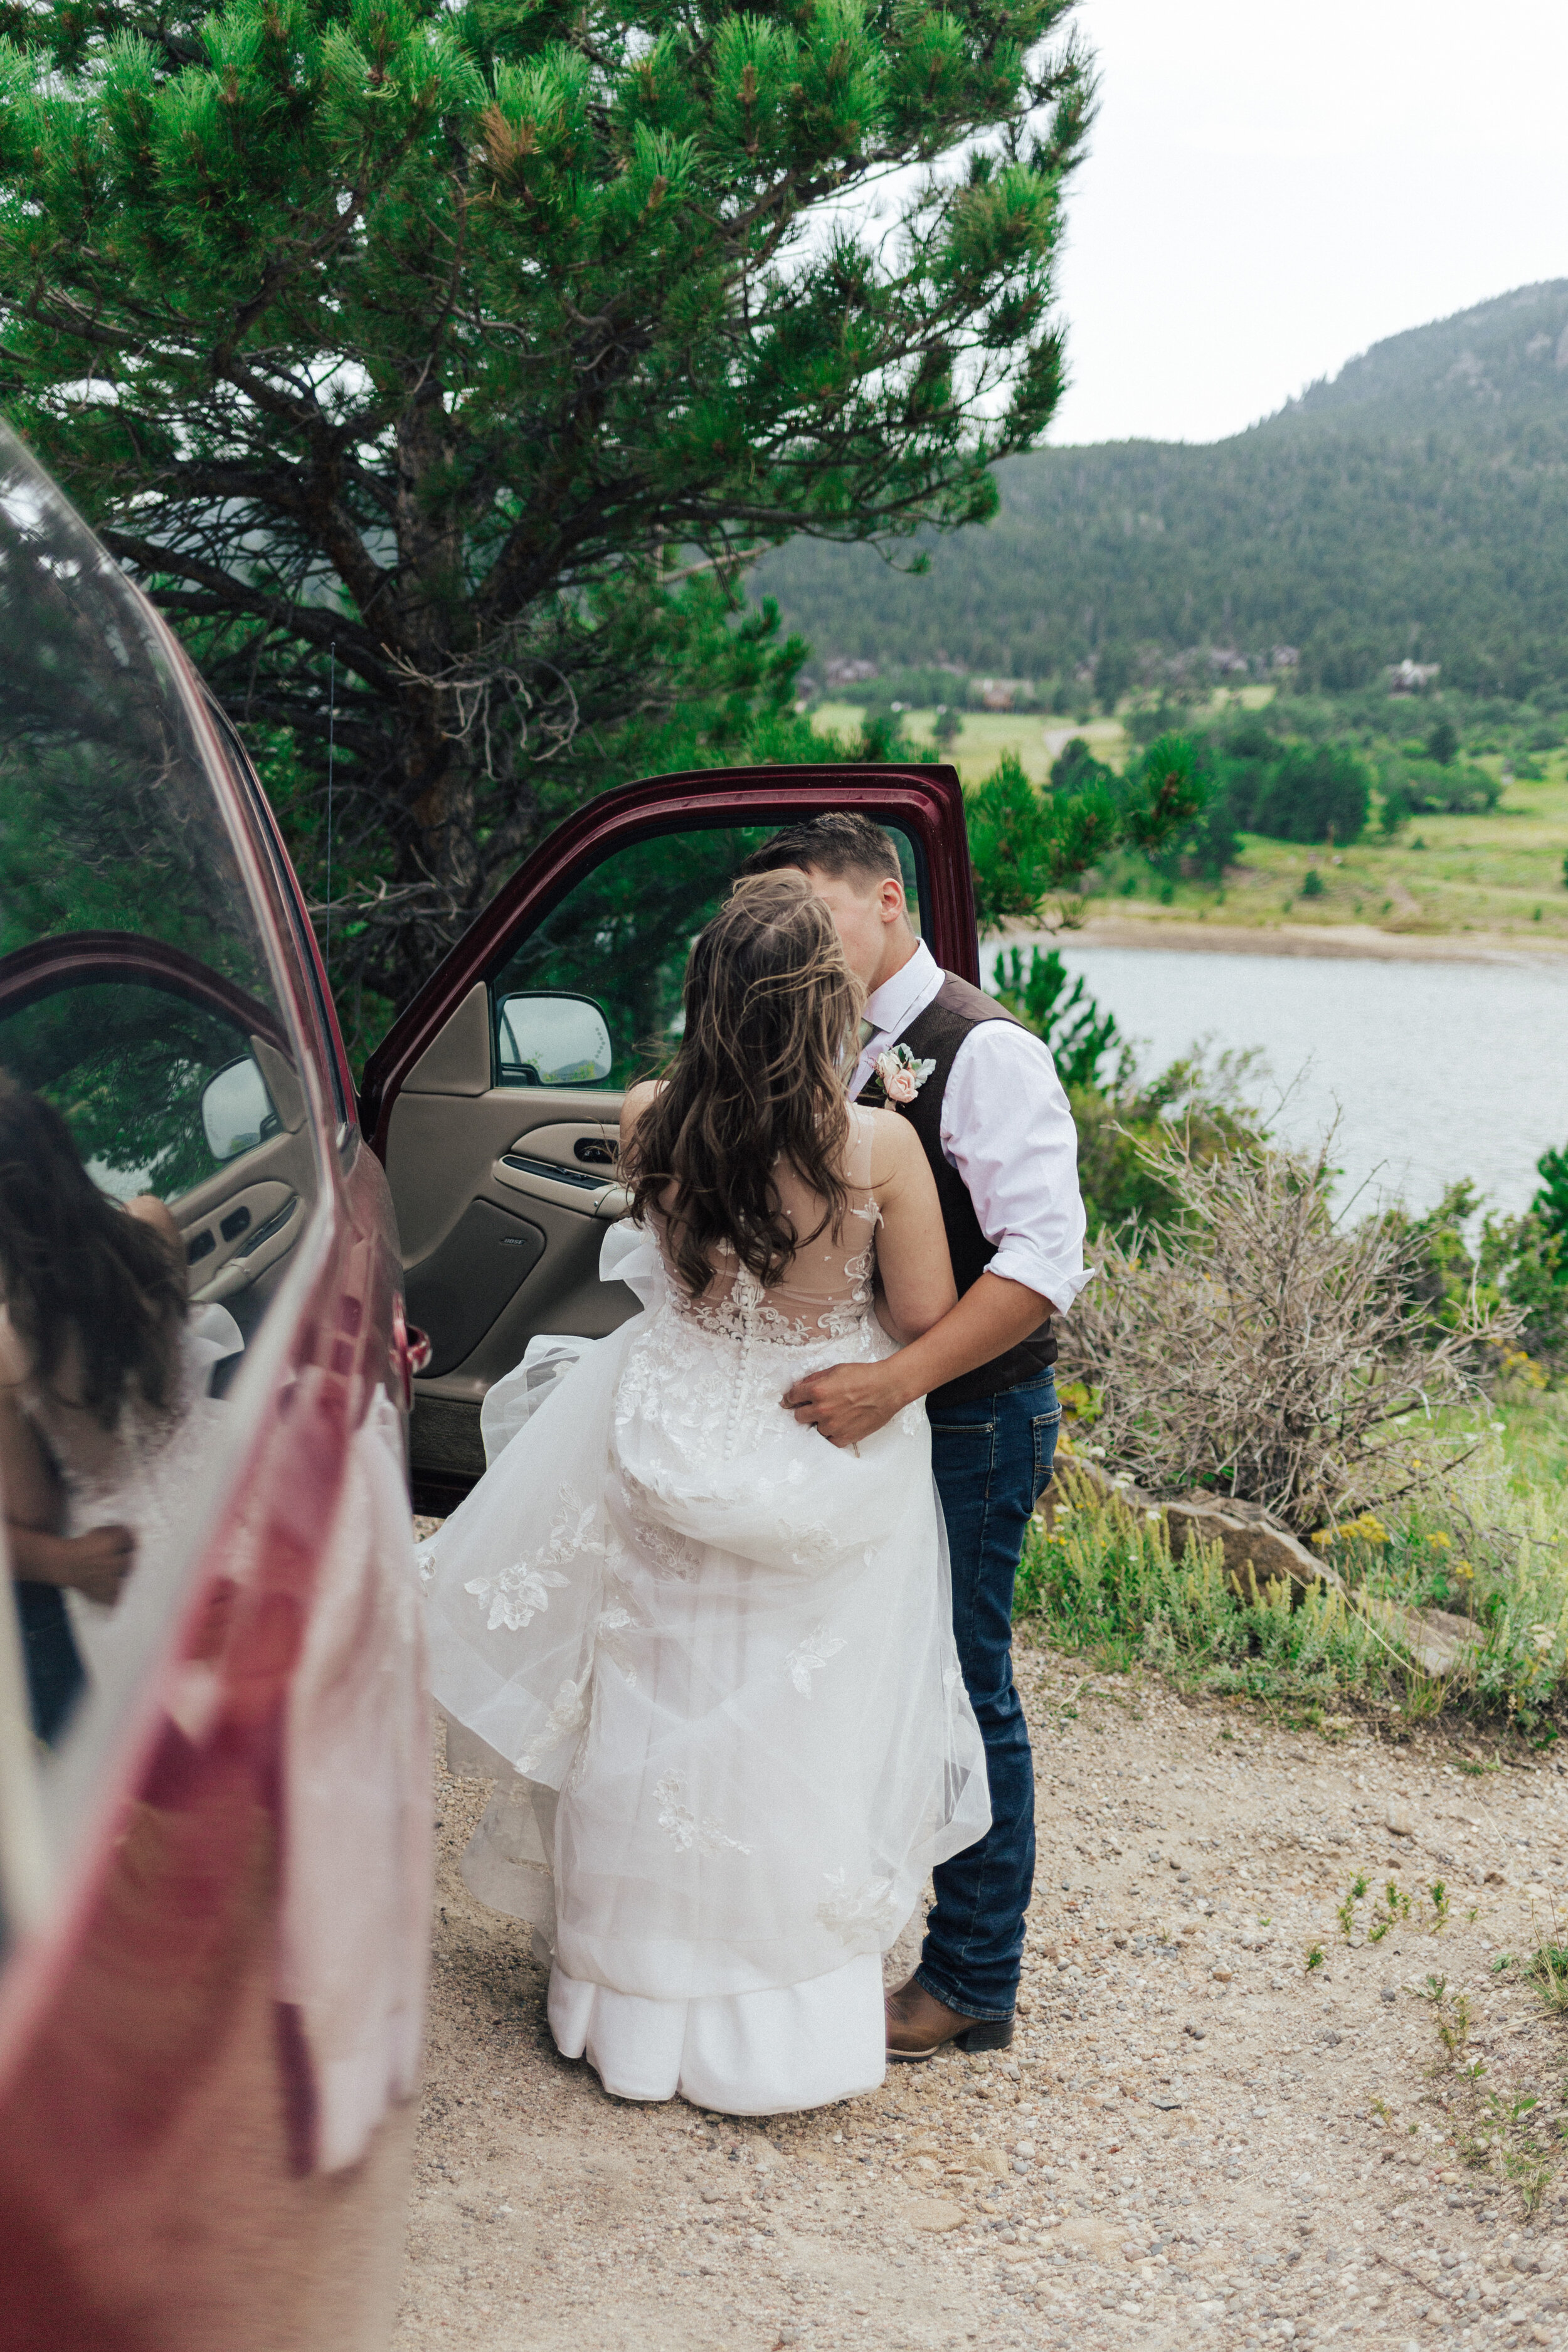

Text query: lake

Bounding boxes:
[989,939,1568,1220]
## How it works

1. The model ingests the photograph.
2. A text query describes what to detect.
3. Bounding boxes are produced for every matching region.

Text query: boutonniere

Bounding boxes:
[874,1042,936,1104]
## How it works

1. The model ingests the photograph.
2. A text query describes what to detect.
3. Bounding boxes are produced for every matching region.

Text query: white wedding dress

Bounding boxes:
[418,1112,989,2114]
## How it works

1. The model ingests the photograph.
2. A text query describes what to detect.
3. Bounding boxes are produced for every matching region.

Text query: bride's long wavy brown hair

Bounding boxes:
[623,871,864,1298]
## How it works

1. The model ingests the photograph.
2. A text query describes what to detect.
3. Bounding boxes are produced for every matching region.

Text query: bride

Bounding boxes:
[420,871,989,2114]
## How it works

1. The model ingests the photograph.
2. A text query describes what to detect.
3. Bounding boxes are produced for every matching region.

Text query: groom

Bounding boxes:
[742,815,1090,2058]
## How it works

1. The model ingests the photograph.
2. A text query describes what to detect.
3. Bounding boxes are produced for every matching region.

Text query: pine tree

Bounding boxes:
[0,0,1092,1022]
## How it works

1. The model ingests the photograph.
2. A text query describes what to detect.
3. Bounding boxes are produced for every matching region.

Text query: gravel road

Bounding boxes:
[393,1636,1568,2351]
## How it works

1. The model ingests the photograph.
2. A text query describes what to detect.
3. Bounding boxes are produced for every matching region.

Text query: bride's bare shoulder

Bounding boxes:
[620,1079,663,1147]
[857,1104,925,1190]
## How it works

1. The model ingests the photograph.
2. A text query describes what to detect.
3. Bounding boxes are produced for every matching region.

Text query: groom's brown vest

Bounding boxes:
[857,972,1057,1409]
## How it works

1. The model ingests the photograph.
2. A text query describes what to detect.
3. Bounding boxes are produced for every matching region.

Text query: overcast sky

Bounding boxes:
[1046,0,1568,447]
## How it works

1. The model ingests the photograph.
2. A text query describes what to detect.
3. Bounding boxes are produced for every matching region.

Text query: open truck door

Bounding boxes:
[361,767,978,1515]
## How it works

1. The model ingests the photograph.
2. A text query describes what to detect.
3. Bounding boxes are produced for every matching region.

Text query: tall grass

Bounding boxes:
[1015,1412,1568,1730]
[1016,1480,1389,1709]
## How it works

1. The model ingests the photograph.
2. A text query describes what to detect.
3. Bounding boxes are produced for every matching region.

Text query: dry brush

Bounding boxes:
[1064,1130,1519,1534]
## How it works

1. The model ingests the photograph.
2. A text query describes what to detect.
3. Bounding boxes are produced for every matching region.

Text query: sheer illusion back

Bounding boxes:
[661,1106,881,1347]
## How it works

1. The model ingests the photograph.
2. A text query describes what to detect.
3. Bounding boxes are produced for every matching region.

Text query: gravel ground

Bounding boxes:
[393,1619,1568,2351]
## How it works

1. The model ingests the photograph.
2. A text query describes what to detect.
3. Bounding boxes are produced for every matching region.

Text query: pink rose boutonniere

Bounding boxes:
[874,1042,937,1104]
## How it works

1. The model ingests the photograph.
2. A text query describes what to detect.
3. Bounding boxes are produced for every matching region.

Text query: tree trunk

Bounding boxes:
[387,393,486,1004]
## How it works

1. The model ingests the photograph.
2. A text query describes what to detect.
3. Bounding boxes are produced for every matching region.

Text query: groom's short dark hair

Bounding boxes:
[740,812,903,893]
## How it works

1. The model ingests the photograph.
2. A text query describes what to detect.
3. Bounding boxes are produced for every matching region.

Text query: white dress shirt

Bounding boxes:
[850,938,1093,1315]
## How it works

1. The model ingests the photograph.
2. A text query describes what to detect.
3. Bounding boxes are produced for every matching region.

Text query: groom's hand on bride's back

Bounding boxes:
[782,1359,906,1448]
[785,1271,1057,1446]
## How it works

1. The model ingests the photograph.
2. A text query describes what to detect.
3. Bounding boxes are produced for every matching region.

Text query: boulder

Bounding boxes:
[1406,1605,1480,1677]
[1038,1454,1502,1671]
[1161,1496,1345,1600]
[1362,1599,1478,1678]
[1041,1458,1341,1598]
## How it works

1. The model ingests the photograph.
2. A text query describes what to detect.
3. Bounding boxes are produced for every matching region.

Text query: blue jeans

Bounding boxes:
[916,1370,1059,2020]
[15,1581,84,1745]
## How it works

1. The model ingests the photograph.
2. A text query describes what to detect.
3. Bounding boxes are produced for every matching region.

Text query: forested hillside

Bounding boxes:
[753,282,1568,697]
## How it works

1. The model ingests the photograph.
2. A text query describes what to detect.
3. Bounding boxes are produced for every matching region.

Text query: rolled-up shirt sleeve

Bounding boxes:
[938,1019,1094,1313]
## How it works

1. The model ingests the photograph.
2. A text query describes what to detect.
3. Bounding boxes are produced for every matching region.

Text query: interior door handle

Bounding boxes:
[575,1137,615,1167]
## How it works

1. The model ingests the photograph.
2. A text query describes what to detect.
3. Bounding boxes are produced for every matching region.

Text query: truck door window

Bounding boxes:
[488,820,922,1084]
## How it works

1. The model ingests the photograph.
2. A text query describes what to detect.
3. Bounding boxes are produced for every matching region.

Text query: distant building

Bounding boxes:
[823,657,879,687]
[1271,645,1300,672]
[1387,659,1441,694]
[1208,646,1251,677]
[975,677,1019,710]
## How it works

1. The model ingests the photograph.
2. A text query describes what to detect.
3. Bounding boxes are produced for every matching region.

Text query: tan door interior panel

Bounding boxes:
[400,980,491,1096]
[506,1120,620,1172]
[411,1189,641,1404]
[386,984,644,1484]
[386,1087,627,1261]
[404,1197,546,1377]
[183,1177,301,1305]
[386,1083,639,1448]
[492,1152,628,1221]
[172,1119,317,1323]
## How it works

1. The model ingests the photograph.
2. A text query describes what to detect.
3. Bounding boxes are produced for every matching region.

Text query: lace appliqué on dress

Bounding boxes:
[655,1773,755,1858]
[817,1868,903,1942]
[595,1604,638,1687]
[514,1673,590,1776]
[785,1623,847,1696]
[672,1262,803,1347]
[669,1203,883,1350]
[465,1485,603,1632]
[614,1468,703,1579]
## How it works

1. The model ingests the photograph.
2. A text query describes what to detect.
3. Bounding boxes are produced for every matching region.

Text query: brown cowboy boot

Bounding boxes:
[884,1974,1014,2062]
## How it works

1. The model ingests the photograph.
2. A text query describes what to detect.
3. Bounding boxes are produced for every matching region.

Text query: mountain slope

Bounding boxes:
[752,282,1568,694]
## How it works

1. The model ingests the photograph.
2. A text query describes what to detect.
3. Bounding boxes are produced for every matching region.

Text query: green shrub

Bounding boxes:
[1534,1144,1568,1245]
[1381,756,1502,815]
[1387,1159,1568,1371]
[989,946,1121,1091]
[1128,734,1239,879]
[1048,736,1114,795]
[1247,743,1371,844]
[966,738,1206,931]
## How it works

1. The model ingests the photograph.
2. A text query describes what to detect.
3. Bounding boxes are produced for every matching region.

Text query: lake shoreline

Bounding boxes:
[987,934,1568,1217]
[995,915,1568,967]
